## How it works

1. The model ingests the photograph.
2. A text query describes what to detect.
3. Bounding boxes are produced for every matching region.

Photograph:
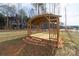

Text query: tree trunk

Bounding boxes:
[37,4,40,15]
[6,16,9,30]
[17,19,20,30]
[16,14,20,30]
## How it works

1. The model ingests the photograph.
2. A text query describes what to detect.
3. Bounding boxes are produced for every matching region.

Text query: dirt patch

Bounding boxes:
[0,39,24,56]
[0,38,56,56]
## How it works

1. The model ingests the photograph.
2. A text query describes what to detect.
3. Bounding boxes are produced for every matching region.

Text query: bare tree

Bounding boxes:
[18,9,26,20]
[32,3,46,15]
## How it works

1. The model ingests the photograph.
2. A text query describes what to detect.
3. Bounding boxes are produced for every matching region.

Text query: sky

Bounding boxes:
[60,3,79,26]
[22,3,79,26]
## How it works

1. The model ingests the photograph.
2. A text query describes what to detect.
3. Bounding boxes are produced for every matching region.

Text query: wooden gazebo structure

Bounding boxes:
[24,14,63,48]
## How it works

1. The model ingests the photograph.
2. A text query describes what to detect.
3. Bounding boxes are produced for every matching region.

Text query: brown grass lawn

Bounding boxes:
[0,30,27,42]
[0,30,79,56]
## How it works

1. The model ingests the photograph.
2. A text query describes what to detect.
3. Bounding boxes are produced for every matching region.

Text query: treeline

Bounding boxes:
[0,4,29,30]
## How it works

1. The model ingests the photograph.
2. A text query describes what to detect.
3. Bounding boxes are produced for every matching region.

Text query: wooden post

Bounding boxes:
[57,17,60,48]
[27,21,31,36]
[27,23,30,36]
[37,25,40,32]
[48,16,51,41]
